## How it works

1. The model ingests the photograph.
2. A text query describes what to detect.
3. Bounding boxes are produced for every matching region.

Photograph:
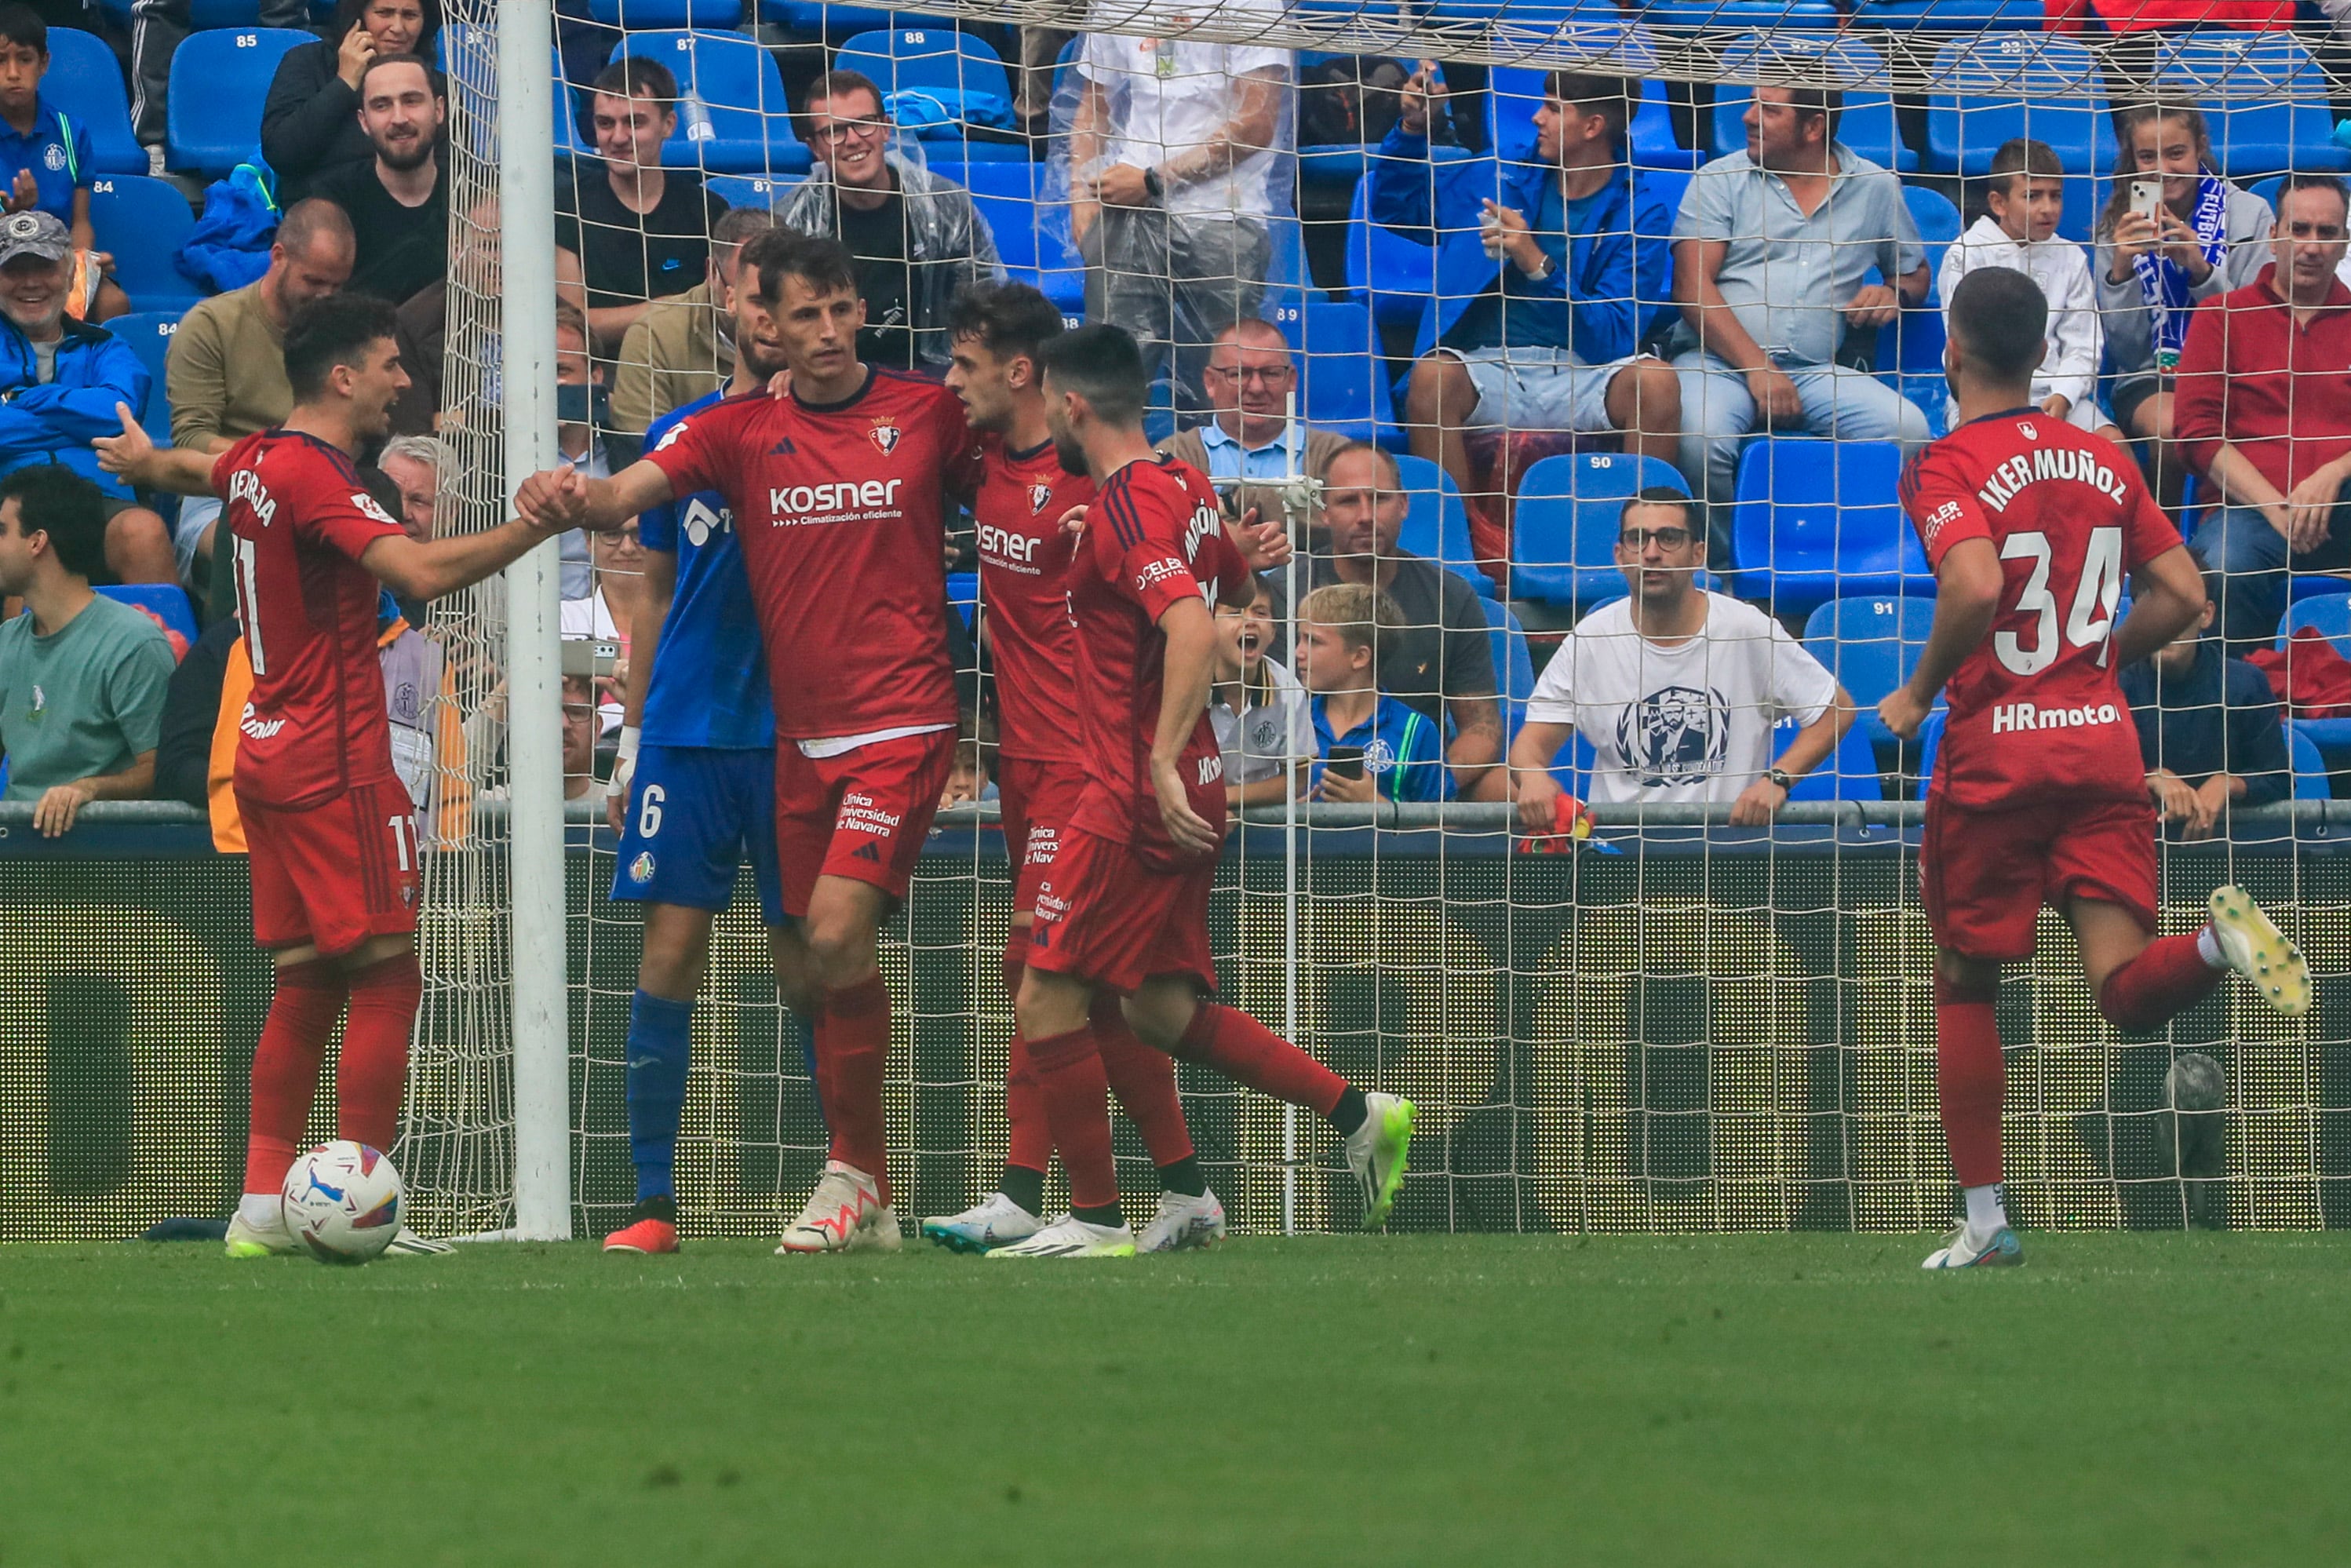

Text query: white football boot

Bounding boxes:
[920,1191,1044,1254]
[2207,886,2311,1017]
[223,1209,297,1259]
[986,1214,1137,1259]
[1921,1225,2025,1269]
[1343,1092,1416,1230]
[777,1161,900,1253]
[1137,1187,1226,1253]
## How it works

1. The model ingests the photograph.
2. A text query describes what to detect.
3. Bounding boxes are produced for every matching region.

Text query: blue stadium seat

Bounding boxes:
[44,29,147,176]
[949,159,1084,318]
[2280,594,2351,753]
[107,309,181,447]
[1509,450,1689,607]
[1905,184,1963,279]
[1731,439,1926,612]
[2288,722,2331,801]
[1391,453,1494,599]
[1709,38,1915,173]
[1482,596,1536,743]
[609,31,811,175]
[589,0,744,26]
[1271,298,1392,445]
[2152,33,2351,178]
[1924,35,2115,177]
[771,2,912,32]
[1848,0,2043,26]
[1345,169,1438,334]
[946,570,977,629]
[1642,0,1842,29]
[1883,187,1960,421]
[835,27,1021,159]
[1784,723,1886,803]
[440,31,586,159]
[704,173,800,209]
[1915,708,1945,791]
[90,177,199,313]
[166,28,308,175]
[1802,593,1940,751]
[96,583,198,652]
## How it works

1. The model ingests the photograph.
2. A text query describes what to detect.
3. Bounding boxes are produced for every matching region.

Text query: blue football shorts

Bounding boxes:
[610,744,786,926]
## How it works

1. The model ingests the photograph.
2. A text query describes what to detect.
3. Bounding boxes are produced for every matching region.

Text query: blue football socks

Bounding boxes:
[626,990,694,1202]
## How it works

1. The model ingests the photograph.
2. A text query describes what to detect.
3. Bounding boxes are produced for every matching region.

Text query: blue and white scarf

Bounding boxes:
[2133,174,2230,371]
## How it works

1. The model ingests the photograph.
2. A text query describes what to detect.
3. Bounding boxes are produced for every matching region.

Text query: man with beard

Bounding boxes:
[314,54,450,308]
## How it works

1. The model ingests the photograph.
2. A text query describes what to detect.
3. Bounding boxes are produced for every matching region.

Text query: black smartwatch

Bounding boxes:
[1764,767,1794,791]
[1143,166,1165,202]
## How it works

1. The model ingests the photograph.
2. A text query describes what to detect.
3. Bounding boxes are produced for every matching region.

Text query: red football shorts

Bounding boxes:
[994,754,1088,916]
[240,777,421,956]
[1025,825,1217,995]
[773,727,955,917]
[1921,793,2160,962]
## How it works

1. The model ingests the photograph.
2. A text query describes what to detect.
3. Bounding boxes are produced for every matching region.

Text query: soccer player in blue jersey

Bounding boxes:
[600,253,800,1254]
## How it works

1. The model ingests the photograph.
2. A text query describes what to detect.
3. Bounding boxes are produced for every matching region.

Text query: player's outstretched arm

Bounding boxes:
[93,403,221,497]
[2110,544,2207,671]
[1879,538,2003,740]
[361,512,572,604]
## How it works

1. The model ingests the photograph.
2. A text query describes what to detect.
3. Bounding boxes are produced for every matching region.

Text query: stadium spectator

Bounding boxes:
[257,0,444,205]
[1296,580,1445,804]
[1508,487,1853,820]
[1156,319,1348,536]
[377,432,439,627]
[611,206,775,437]
[2094,104,2275,480]
[1670,86,1930,557]
[554,298,630,610]
[556,57,729,350]
[779,71,1004,374]
[314,54,451,308]
[0,6,126,323]
[167,199,356,593]
[1066,0,1288,412]
[1370,64,1679,550]
[2176,175,2351,652]
[0,211,172,586]
[939,709,997,808]
[1258,443,1503,799]
[0,464,173,835]
[390,196,589,436]
[1210,580,1310,809]
[2122,562,2291,839]
[1938,139,2116,441]
[561,672,598,800]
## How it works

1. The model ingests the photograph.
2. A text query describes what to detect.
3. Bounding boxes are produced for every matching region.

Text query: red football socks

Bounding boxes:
[1094,992,1194,1168]
[337,950,422,1153]
[2098,932,2225,1034]
[1173,1003,1347,1118]
[242,958,347,1196]
[1934,975,2005,1189]
[1001,927,1050,1179]
[818,975,892,1204]
[1026,1023,1119,1212]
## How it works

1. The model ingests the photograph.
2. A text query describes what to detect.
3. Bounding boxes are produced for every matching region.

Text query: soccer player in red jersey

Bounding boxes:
[1879,268,2309,1271]
[519,231,976,1254]
[95,294,591,1259]
[983,324,1415,1260]
[918,282,1222,1253]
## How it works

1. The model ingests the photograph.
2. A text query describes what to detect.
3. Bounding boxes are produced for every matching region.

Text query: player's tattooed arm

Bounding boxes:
[95,403,221,496]
[1881,538,2003,740]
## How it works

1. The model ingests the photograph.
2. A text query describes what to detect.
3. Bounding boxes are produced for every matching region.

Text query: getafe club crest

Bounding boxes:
[868,421,902,455]
[1029,481,1053,514]
[629,851,656,884]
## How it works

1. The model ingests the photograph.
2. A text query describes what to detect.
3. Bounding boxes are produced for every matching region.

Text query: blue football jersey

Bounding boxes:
[636,390,774,749]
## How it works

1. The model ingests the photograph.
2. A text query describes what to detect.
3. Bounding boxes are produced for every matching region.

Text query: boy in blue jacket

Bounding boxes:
[0,6,127,321]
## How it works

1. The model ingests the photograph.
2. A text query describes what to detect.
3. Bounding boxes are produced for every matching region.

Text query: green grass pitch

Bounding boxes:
[2,1234,2346,1566]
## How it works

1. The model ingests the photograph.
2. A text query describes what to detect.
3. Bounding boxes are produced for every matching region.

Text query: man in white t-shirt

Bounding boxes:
[1509,488,1853,825]
[1067,2,1288,410]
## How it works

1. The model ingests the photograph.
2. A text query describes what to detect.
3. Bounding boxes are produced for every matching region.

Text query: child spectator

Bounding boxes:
[942,709,998,808]
[1939,138,2116,442]
[1210,580,1310,810]
[2120,562,2291,838]
[0,5,126,322]
[1295,581,1445,804]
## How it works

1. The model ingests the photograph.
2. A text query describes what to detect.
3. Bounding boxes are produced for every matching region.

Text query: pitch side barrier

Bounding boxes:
[2,801,2345,1242]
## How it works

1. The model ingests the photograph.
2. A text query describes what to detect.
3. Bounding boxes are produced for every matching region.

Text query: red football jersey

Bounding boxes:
[1065,455,1250,861]
[1902,410,2184,810]
[214,431,406,810]
[644,368,978,741]
[972,432,1092,764]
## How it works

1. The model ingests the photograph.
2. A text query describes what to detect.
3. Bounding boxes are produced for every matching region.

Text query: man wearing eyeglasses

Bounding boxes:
[1508,487,1853,826]
[1156,319,1348,534]
[777,70,1004,374]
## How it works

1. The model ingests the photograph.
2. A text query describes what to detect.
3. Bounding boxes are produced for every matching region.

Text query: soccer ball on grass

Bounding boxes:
[283,1140,404,1264]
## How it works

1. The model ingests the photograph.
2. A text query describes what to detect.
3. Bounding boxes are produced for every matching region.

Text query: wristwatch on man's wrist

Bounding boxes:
[1764,767,1794,792]
[1143,166,1165,202]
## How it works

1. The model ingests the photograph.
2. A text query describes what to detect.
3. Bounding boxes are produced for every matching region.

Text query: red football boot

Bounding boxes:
[604,1198,680,1254]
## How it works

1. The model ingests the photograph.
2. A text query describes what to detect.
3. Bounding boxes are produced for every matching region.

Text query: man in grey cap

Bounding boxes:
[0,211,174,586]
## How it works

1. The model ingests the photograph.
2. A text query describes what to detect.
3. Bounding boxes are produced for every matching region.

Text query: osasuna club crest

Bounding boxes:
[1028,481,1053,513]
[868,421,902,455]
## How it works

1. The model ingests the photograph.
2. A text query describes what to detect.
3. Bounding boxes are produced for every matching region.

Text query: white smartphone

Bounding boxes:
[2129,178,2163,222]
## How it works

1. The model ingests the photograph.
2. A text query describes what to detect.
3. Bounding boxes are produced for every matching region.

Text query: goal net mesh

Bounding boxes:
[423,0,2351,1238]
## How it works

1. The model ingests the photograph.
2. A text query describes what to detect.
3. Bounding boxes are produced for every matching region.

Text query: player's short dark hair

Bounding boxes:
[742,228,857,305]
[1036,324,1147,428]
[0,465,108,580]
[2277,173,2351,228]
[1542,72,1631,153]
[592,55,676,107]
[358,52,438,100]
[1947,266,2049,384]
[947,281,1065,368]
[0,4,49,56]
[284,292,401,401]
[1618,486,1697,531]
